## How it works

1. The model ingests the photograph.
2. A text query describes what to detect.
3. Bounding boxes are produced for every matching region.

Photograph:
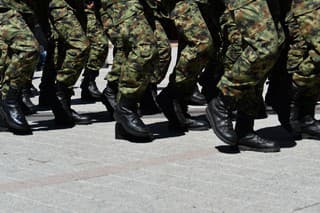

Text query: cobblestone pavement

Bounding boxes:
[1,47,320,213]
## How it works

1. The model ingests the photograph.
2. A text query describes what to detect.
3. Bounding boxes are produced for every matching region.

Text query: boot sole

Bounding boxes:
[238,145,280,153]
[188,126,210,131]
[74,120,92,125]
[206,107,237,146]
[301,133,320,140]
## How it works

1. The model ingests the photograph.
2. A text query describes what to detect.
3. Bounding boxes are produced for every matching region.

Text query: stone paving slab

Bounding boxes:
[1,47,320,212]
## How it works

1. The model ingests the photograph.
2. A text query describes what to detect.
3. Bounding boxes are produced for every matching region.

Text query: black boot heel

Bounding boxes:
[115,123,153,143]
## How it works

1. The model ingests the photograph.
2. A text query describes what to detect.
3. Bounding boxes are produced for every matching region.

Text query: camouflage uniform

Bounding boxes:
[100,0,159,100]
[101,0,171,90]
[162,0,213,97]
[0,0,39,98]
[217,0,285,115]
[84,0,109,76]
[286,0,320,98]
[49,0,90,88]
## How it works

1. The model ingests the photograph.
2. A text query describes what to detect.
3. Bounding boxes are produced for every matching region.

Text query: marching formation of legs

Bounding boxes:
[0,0,320,153]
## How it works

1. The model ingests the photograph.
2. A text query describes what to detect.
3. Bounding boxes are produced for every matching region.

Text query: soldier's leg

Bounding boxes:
[157,1,213,131]
[100,10,125,116]
[140,18,171,115]
[81,8,109,101]
[208,0,284,151]
[103,2,158,141]
[0,9,39,134]
[286,8,320,139]
[48,1,91,125]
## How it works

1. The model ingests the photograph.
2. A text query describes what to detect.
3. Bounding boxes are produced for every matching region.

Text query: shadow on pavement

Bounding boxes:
[215,145,240,154]
[83,111,114,123]
[31,119,75,131]
[148,121,186,140]
[30,111,113,132]
[71,98,99,106]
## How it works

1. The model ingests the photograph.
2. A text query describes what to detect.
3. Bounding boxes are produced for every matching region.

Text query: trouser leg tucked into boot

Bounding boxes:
[101,81,118,119]
[139,84,161,116]
[236,111,280,152]
[114,96,153,142]
[157,84,187,132]
[21,86,37,115]
[80,70,102,102]
[0,87,32,135]
[206,93,237,145]
[181,100,209,131]
[289,83,320,140]
[56,82,91,125]
[188,84,206,106]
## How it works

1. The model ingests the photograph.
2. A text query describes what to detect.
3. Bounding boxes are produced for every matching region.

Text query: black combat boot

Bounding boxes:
[0,88,32,135]
[56,83,91,125]
[80,70,102,102]
[288,83,320,140]
[114,97,153,142]
[188,85,206,106]
[21,87,37,115]
[139,84,161,115]
[44,85,74,126]
[206,93,237,145]
[156,84,187,132]
[101,81,118,119]
[181,101,209,131]
[290,88,320,140]
[236,112,280,152]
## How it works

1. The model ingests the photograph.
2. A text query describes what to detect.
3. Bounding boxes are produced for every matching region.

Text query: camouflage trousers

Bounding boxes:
[286,7,320,99]
[84,8,109,76]
[104,16,171,86]
[47,0,90,89]
[168,1,213,96]
[100,1,169,100]
[0,9,39,98]
[217,0,285,115]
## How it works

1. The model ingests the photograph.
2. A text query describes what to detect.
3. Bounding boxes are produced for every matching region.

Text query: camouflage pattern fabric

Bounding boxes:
[100,0,159,100]
[0,8,39,98]
[167,0,213,96]
[217,0,285,115]
[150,18,171,84]
[286,2,320,98]
[84,5,109,75]
[102,1,171,86]
[49,0,90,88]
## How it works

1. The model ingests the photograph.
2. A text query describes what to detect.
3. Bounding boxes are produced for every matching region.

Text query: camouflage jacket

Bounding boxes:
[291,0,320,16]
[222,0,254,10]
[0,0,34,15]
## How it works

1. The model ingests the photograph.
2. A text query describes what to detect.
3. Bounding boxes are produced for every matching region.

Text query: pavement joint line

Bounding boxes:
[0,148,214,193]
[292,201,320,212]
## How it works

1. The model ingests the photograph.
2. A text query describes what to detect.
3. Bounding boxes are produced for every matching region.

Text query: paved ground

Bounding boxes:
[1,47,320,213]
